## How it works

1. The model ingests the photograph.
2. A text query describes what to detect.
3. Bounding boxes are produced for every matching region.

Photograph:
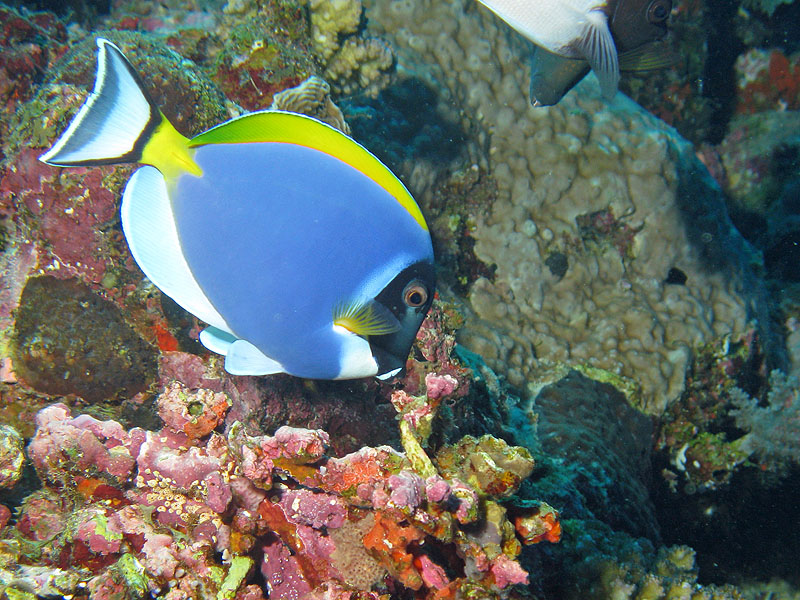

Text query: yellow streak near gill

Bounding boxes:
[140,113,203,180]
[189,111,429,232]
[333,300,400,336]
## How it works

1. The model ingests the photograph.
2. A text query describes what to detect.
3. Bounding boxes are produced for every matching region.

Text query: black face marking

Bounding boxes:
[375,262,436,320]
[369,261,436,377]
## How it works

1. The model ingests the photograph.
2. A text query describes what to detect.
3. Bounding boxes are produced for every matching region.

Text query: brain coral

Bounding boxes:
[363,0,768,413]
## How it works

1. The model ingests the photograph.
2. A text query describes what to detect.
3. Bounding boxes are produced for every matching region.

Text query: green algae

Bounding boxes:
[112,553,148,597]
[218,556,253,600]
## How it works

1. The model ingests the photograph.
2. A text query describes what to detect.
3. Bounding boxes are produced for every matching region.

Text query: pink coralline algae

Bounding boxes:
[1,147,131,287]
[157,379,231,440]
[401,297,472,399]
[1,369,557,599]
[27,403,143,487]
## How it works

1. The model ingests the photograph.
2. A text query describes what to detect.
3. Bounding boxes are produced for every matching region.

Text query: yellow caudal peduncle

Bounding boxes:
[140,112,203,180]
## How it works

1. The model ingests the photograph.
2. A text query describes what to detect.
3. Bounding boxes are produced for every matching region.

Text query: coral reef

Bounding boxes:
[308,0,394,98]
[324,36,394,97]
[269,75,351,134]
[0,5,68,158]
[363,0,772,413]
[743,0,795,16]
[208,11,314,111]
[1,1,797,599]
[729,369,800,474]
[653,328,800,492]
[545,520,744,600]
[308,0,362,62]
[0,369,556,599]
[714,111,800,217]
[656,330,765,493]
[97,1,315,112]
[0,424,23,490]
[734,49,800,114]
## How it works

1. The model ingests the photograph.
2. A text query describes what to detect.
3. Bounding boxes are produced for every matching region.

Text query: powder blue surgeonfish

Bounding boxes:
[40,38,435,381]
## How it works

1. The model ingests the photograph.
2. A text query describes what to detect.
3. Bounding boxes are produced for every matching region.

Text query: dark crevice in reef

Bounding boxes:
[650,464,800,587]
[701,0,744,145]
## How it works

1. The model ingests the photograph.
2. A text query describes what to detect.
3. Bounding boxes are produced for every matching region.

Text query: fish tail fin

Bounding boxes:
[576,10,620,100]
[40,38,201,179]
[529,46,589,107]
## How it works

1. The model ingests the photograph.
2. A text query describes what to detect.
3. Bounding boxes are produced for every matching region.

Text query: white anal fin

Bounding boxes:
[577,10,619,100]
[121,166,232,334]
[40,38,158,166]
[225,340,285,376]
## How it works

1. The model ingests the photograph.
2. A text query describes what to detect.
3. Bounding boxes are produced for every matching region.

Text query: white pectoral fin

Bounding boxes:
[40,38,158,166]
[577,10,619,100]
[121,166,232,333]
[225,340,286,376]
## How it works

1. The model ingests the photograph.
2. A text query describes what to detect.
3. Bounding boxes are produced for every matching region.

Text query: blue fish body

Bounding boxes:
[172,142,433,378]
[40,38,436,380]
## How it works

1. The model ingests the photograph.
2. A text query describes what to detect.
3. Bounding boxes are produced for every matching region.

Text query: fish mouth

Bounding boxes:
[376,367,403,381]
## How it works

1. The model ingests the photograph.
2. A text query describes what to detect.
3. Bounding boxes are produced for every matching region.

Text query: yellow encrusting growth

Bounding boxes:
[140,112,203,180]
[189,111,428,231]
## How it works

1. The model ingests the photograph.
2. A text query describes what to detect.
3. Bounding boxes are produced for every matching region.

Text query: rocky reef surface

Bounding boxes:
[1,0,800,599]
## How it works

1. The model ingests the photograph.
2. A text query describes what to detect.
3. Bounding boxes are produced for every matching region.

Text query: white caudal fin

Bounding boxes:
[121,165,233,335]
[576,10,620,100]
[40,38,159,166]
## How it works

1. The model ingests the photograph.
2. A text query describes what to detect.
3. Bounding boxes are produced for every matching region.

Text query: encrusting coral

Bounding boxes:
[0,368,559,599]
[308,0,395,98]
[269,75,351,134]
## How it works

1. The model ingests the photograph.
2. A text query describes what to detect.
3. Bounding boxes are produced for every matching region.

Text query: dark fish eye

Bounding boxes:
[403,282,428,308]
[647,0,671,23]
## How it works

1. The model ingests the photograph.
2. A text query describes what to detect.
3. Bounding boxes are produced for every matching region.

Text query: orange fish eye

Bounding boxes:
[403,282,428,308]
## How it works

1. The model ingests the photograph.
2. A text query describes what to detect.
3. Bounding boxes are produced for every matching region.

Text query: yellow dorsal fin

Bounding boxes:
[189,110,428,231]
[140,113,202,180]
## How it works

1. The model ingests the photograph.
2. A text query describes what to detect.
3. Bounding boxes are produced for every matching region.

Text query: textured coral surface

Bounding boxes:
[362,0,768,414]
[1,0,799,598]
[0,371,553,599]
